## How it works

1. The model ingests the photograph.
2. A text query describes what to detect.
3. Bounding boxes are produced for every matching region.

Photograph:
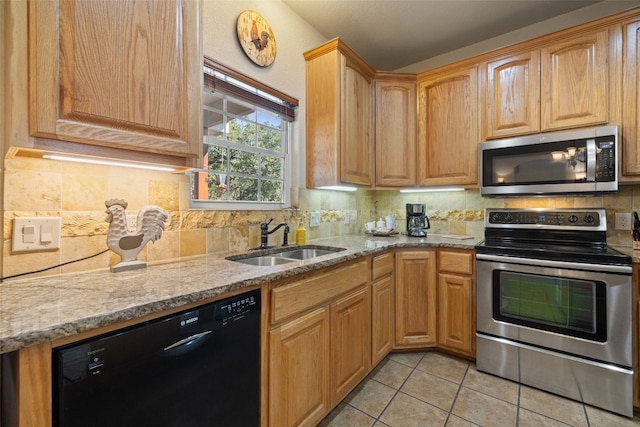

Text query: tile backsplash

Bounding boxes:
[3,156,639,278]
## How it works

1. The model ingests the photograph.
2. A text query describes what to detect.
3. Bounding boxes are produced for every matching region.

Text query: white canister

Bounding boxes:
[385,215,396,229]
[376,218,385,228]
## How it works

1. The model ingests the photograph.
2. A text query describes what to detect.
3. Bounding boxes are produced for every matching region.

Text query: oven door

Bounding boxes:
[476,254,632,368]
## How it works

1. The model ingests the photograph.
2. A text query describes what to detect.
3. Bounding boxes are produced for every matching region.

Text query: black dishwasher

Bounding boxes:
[53,289,260,427]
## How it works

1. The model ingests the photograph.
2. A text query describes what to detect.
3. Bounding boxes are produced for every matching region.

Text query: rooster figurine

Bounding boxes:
[105,199,168,272]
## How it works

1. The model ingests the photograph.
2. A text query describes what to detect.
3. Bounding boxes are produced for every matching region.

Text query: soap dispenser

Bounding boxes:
[296,220,307,244]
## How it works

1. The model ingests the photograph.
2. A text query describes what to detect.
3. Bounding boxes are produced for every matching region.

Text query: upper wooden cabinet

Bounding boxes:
[305,38,375,188]
[417,66,478,186]
[482,50,540,139]
[374,73,417,187]
[28,0,201,159]
[540,29,609,131]
[482,29,609,139]
[623,18,640,176]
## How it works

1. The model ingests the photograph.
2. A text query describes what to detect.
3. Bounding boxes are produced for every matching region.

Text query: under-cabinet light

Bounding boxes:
[42,154,176,172]
[317,186,358,192]
[399,187,465,193]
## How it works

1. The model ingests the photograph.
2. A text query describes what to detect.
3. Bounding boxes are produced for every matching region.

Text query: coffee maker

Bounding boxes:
[406,203,430,237]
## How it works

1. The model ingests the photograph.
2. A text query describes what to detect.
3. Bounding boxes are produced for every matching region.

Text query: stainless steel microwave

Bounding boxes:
[480,125,618,196]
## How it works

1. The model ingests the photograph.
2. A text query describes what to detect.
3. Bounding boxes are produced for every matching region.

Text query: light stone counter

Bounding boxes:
[0,234,481,354]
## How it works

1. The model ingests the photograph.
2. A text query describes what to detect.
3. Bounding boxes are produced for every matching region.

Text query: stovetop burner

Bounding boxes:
[477,208,631,266]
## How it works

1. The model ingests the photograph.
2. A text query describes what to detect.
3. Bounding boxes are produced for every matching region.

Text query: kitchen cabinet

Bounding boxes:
[437,249,475,358]
[481,50,540,139]
[395,250,437,347]
[540,30,609,131]
[268,259,370,426]
[371,252,395,366]
[330,287,371,405]
[623,19,640,177]
[374,73,417,187]
[304,38,375,188]
[482,29,609,139]
[416,66,478,186]
[269,307,330,427]
[27,0,201,161]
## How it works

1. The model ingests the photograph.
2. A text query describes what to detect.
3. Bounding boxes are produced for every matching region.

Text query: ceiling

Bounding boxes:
[282,0,604,70]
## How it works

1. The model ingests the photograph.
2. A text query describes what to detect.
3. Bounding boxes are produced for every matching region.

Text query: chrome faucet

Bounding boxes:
[259,218,289,249]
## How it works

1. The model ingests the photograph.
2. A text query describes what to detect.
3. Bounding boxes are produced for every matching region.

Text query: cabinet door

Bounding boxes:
[437,273,474,357]
[330,287,371,405]
[304,40,375,188]
[269,307,330,427]
[395,250,437,347]
[372,273,395,366]
[623,20,640,176]
[29,0,201,158]
[341,58,374,186]
[417,67,478,186]
[375,77,417,187]
[540,29,608,130]
[483,51,540,139]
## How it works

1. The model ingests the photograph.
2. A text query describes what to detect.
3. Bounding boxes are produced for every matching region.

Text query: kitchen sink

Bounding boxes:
[271,248,338,260]
[226,245,346,266]
[233,256,297,266]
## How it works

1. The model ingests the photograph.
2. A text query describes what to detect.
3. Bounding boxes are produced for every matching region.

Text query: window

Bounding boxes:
[190,58,298,209]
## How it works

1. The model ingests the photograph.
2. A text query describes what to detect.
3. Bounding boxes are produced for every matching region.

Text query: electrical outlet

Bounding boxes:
[310,212,320,227]
[126,215,137,231]
[344,212,350,225]
[615,212,632,230]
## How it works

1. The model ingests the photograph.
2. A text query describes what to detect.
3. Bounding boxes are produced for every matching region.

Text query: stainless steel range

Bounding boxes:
[475,208,633,417]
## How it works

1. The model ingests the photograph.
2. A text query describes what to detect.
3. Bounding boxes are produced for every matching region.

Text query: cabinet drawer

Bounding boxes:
[271,260,369,324]
[372,252,393,280]
[438,250,473,275]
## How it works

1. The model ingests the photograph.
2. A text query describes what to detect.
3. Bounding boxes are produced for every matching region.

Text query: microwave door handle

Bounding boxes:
[586,139,596,182]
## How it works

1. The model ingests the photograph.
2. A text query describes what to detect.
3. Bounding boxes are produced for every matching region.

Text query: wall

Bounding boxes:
[1,0,376,280]
[373,186,640,248]
[2,1,639,281]
[398,1,640,73]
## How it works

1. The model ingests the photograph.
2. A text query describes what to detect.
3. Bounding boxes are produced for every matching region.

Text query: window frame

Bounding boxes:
[190,58,298,210]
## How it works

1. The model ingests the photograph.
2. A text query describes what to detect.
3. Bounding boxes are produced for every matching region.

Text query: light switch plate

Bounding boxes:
[12,217,61,252]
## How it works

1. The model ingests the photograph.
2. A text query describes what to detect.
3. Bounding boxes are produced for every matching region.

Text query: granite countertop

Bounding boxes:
[0,234,481,354]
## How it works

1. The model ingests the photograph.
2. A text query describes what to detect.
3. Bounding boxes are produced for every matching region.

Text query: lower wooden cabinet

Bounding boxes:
[331,287,371,405]
[269,307,330,427]
[371,253,395,366]
[267,260,370,427]
[394,250,437,348]
[437,249,475,357]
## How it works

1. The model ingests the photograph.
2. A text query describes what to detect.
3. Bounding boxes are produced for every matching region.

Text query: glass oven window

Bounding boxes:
[492,270,606,342]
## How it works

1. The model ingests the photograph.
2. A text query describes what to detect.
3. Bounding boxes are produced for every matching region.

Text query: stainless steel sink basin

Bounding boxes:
[272,248,337,260]
[232,256,297,266]
[226,245,345,266]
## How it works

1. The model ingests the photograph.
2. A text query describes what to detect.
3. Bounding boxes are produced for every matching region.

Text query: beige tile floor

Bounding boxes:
[319,351,640,427]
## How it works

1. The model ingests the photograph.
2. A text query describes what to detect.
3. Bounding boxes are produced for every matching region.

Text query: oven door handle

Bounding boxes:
[476,253,632,274]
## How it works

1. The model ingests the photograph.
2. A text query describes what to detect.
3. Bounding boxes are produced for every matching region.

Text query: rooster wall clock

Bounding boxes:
[236,10,277,67]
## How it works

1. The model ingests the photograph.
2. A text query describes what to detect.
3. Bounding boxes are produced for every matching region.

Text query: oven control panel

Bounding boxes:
[486,209,605,229]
